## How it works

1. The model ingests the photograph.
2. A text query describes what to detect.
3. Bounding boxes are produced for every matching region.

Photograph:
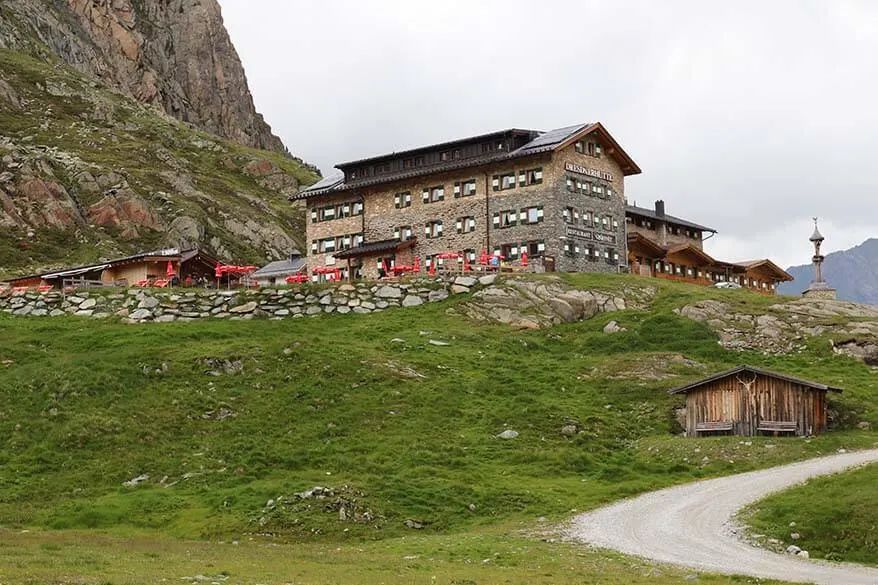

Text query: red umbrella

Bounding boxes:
[166,261,175,277]
[521,251,528,267]
[214,262,222,279]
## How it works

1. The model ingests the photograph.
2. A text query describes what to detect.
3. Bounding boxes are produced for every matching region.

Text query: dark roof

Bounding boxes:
[336,128,539,168]
[252,257,307,278]
[333,238,416,259]
[668,365,843,395]
[625,204,716,233]
[294,122,640,200]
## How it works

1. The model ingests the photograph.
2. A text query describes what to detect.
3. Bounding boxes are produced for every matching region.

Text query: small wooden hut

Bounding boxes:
[669,365,842,437]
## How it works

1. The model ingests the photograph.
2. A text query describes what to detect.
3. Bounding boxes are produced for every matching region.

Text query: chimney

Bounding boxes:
[655,200,665,217]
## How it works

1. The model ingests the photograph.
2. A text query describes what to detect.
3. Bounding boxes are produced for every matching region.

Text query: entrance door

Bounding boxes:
[543,256,556,272]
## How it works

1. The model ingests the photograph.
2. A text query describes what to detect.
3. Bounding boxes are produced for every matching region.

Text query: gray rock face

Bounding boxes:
[79,297,97,310]
[376,286,403,299]
[454,276,478,288]
[0,0,287,154]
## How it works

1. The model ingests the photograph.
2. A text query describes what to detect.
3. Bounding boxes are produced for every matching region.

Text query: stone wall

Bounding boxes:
[0,276,495,323]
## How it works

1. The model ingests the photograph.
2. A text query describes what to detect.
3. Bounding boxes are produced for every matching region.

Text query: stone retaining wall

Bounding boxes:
[0,275,497,323]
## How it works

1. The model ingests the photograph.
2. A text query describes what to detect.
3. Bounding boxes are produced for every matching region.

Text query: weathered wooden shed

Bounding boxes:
[669,365,842,437]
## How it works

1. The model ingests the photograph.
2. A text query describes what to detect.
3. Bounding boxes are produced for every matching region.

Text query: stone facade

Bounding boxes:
[303,126,632,279]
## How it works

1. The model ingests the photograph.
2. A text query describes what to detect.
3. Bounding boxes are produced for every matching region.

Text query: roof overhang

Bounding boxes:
[731,259,794,282]
[626,232,666,257]
[664,243,717,265]
[668,364,843,395]
[554,122,642,176]
[334,238,417,260]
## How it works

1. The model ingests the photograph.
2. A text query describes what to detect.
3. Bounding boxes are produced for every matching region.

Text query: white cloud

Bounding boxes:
[218,0,878,268]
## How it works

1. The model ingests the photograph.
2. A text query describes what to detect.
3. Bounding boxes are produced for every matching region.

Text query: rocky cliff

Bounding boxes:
[0,0,287,154]
[0,49,317,278]
[778,239,878,305]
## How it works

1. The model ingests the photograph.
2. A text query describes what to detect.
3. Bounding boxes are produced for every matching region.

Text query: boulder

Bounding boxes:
[603,320,624,334]
[402,295,423,307]
[451,285,470,295]
[454,276,478,288]
[137,296,160,309]
[229,301,258,314]
[376,286,403,299]
[79,298,97,310]
[497,429,519,439]
[478,274,498,286]
[129,308,153,320]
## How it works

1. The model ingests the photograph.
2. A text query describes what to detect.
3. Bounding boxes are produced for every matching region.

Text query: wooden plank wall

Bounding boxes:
[685,373,828,436]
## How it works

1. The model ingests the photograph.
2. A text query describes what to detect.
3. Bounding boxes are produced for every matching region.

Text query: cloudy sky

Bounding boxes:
[218,0,878,268]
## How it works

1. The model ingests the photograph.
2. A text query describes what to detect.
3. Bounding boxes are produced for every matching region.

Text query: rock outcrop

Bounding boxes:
[0,0,289,155]
[678,297,878,362]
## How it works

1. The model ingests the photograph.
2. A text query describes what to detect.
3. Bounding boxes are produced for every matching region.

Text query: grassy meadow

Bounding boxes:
[0,273,876,583]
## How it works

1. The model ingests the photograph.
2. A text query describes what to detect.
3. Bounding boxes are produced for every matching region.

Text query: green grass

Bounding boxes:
[741,464,878,566]
[0,275,876,582]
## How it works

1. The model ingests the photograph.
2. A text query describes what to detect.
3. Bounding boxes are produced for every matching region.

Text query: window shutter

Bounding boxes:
[394,228,400,239]
[492,176,500,191]
[537,207,544,221]
[310,209,317,222]
[437,222,443,234]
[438,188,444,201]
[422,189,429,203]
[519,210,527,222]
[456,219,463,233]
[537,242,545,252]
[518,171,526,187]
[535,169,543,182]
[424,225,431,236]
[394,194,400,208]
[492,213,500,227]
[311,241,318,254]
[454,182,461,197]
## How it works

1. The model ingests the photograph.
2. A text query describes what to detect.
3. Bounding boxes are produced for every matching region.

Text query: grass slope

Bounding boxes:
[741,464,878,566]
[0,274,875,583]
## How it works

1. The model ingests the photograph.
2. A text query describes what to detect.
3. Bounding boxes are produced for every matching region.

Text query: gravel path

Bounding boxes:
[567,448,878,585]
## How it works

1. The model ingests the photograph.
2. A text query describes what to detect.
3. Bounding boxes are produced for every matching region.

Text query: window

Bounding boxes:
[606,187,615,199]
[575,140,584,154]
[394,191,412,209]
[375,162,391,174]
[353,202,364,216]
[612,218,619,229]
[452,149,461,160]
[524,240,546,257]
[601,216,609,230]
[463,248,477,262]
[500,243,519,260]
[592,184,604,197]
[522,206,544,225]
[493,173,516,191]
[493,209,517,228]
[414,156,425,166]
[319,206,336,221]
[454,179,477,198]
[319,237,336,253]
[593,214,600,227]
[566,177,575,192]
[563,241,581,257]
[403,158,413,169]
[519,167,543,187]
[481,143,492,153]
[587,141,602,157]
[440,151,450,161]
[422,185,445,203]
[425,220,443,239]
[394,225,414,241]
[456,216,476,234]
[563,206,574,223]
[583,211,591,224]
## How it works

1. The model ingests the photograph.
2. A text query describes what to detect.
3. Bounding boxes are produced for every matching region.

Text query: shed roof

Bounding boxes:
[625,204,716,233]
[251,256,307,278]
[333,238,417,259]
[668,364,843,395]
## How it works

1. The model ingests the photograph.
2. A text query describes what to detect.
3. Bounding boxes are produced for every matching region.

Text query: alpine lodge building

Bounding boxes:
[293,122,792,293]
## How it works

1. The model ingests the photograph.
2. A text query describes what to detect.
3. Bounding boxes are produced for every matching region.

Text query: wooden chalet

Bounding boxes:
[669,365,842,437]
[625,201,793,294]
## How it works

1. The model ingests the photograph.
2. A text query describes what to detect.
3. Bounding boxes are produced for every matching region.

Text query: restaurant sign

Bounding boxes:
[564,162,614,182]
[565,226,617,244]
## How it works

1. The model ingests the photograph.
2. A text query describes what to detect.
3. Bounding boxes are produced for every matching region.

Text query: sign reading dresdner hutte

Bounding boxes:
[565,225,617,244]
[564,162,614,182]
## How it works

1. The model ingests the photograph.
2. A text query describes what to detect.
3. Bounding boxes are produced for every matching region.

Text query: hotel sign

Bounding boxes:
[565,226,617,244]
[564,162,614,182]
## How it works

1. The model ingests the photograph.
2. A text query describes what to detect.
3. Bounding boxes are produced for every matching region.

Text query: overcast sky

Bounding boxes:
[218,0,878,268]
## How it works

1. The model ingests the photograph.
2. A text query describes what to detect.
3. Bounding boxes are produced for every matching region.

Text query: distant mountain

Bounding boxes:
[778,238,878,304]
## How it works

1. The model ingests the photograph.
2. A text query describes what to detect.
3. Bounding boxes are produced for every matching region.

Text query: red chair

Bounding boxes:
[152,279,169,288]
[135,279,151,288]
[37,284,53,293]
[12,286,29,294]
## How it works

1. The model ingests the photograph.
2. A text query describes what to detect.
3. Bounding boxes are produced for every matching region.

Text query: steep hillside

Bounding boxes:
[0,0,287,154]
[0,50,318,279]
[778,238,878,305]
[0,274,875,583]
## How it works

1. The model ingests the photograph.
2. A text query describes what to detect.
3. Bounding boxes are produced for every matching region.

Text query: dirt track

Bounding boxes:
[567,449,878,585]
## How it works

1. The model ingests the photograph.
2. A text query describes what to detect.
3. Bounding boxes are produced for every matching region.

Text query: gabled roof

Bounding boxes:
[626,232,666,257]
[293,122,640,200]
[728,259,794,282]
[668,364,843,395]
[625,204,716,233]
[664,243,717,265]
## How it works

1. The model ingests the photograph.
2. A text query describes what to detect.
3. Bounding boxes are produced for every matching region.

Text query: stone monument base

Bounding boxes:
[802,283,837,300]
